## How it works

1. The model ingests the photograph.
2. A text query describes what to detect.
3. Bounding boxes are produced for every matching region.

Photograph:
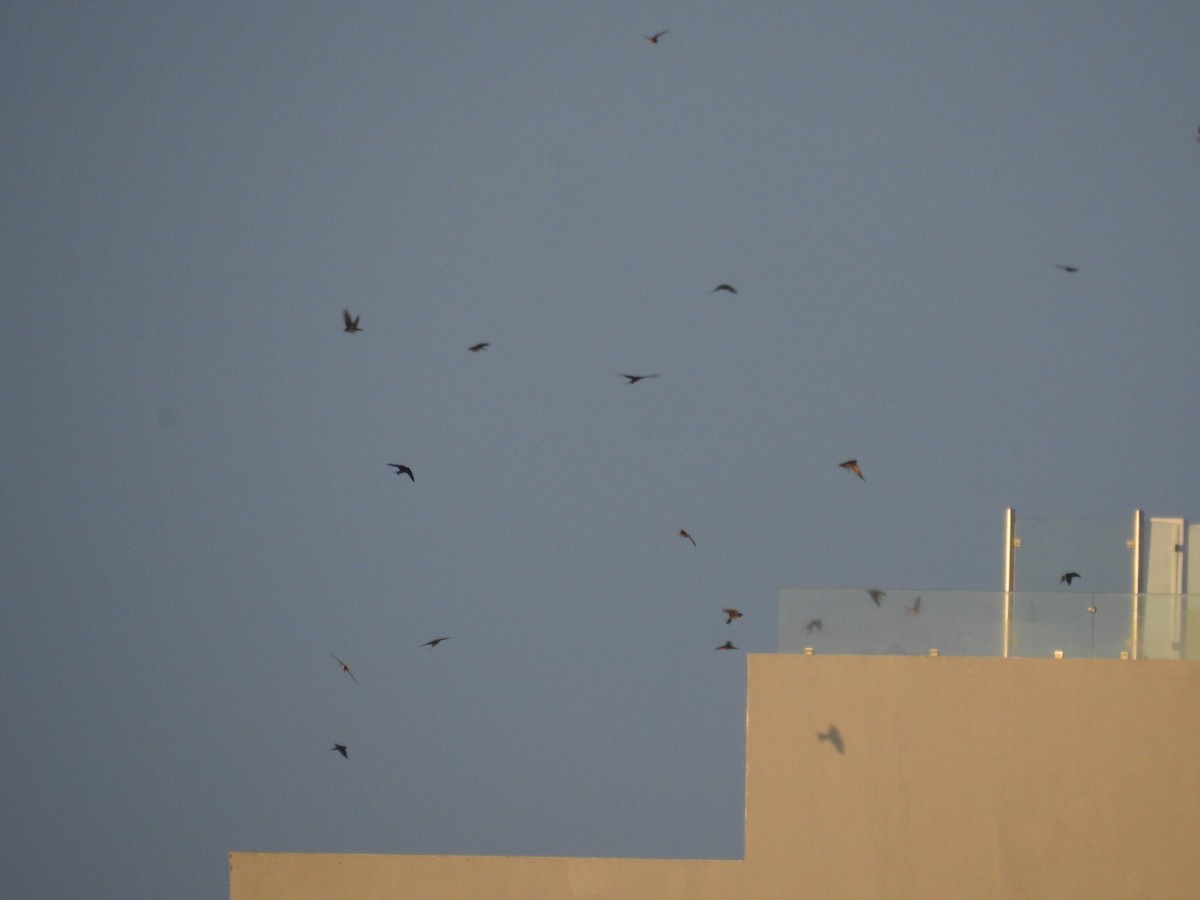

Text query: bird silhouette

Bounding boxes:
[805,618,822,633]
[722,608,743,624]
[645,30,668,43]
[679,529,696,546]
[421,637,450,647]
[715,640,738,651]
[867,589,886,606]
[1060,572,1081,585]
[331,653,358,684]
[905,596,922,615]
[711,284,738,294]
[468,342,490,352]
[342,310,362,333]
[817,725,845,754]
[1055,263,1079,273]
[388,464,414,481]
[621,373,659,384]
[332,743,348,759]
[839,459,865,480]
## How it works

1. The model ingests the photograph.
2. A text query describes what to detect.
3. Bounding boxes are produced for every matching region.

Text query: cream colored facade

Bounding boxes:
[231,654,1200,898]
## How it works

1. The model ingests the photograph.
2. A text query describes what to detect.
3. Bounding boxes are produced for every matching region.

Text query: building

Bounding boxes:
[230,512,1200,898]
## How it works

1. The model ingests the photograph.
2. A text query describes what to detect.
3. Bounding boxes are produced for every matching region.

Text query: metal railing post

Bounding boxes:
[1003,507,1016,658]
[1130,509,1142,659]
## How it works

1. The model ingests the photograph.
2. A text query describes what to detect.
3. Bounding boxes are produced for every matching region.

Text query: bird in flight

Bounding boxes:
[468,342,490,352]
[715,640,738,651]
[421,637,450,648]
[867,589,886,606]
[332,743,348,759]
[331,653,358,684]
[905,596,922,615]
[722,608,743,624]
[839,459,865,480]
[1055,263,1079,273]
[805,618,822,633]
[621,373,659,384]
[817,725,845,754]
[1060,571,1081,585]
[679,529,696,546]
[711,284,738,294]
[343,310,362,333]
[645,30,668,43]
[388,464,414,481]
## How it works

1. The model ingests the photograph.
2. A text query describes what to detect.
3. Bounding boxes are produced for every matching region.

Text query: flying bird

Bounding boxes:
[1060,572,1081,585]
[331,653,358,684]
[468,342,490,352]
[342,310,362,333]
[1055,263,1079,273]
[867,589,886,606]
[817,725,845,754]
[905,596,922,615]
[715,640,738,651]
[645,30,668,43]
[805,618,822,633]
[722,608,743,624]
[388,464,414,481]
[839,459,865,480]
[421,637,450,647]
[679,529,696,546]
[621,373,659,384]
[332,743,348,759]
[711,284,738,294]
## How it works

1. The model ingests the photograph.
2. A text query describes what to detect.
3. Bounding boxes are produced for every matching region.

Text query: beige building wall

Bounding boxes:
[231,655,1200,899]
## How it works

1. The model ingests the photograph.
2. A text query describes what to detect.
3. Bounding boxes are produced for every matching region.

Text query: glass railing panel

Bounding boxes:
[778,589,1005,657]
[1007,592,1133,659]
[1139,593,1199,660]
[1012,516,1132,593]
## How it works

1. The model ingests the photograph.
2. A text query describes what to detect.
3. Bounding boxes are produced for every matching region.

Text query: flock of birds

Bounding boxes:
[320,29,1106,762]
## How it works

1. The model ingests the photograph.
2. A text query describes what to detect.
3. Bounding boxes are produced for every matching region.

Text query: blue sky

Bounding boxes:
[3,3,1199,896]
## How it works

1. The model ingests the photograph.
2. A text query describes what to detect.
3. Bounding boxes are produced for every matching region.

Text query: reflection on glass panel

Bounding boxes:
[1013,517,1132,593]
[778,590,1004,657]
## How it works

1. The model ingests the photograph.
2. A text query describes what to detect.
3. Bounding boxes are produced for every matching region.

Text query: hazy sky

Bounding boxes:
[3,3,1199,896]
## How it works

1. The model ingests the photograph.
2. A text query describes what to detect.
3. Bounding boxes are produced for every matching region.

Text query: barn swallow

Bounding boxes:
[711,284,738,294]
[621,373,659,384]
[343,310,362,333]
[421,637,450,647]
[867,589,886,606]
[679,529,696,546]
[645,30,668,43]
[332,743,348,759]
[715,640,738,650]
[331,653,358,684]
[722,608,743,624]
[1060,572,1081,585]
[805,618,822,633]
[468,342,490,352]
[817,725,844,754]
[1055,264,1079,273]
[839,459,864,480]
[388,464,414,481]
[905,596,921,615]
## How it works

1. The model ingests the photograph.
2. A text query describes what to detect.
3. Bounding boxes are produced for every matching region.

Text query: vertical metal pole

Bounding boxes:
[1130,509,1142,659]
[1003,507,1016,658]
